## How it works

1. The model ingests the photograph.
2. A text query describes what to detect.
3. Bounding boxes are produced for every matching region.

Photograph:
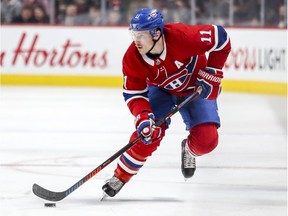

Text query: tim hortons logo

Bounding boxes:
[0,32,108,68]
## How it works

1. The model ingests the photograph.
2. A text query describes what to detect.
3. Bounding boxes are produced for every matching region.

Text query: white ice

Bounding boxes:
[0,86,286,216]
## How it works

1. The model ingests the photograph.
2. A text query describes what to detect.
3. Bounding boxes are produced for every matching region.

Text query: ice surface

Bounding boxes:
[0,87,286,216]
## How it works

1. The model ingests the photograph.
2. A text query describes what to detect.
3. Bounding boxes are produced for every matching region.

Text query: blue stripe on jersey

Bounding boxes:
[186,56,197,73]
[121,154,143,169]
[123,91,149,102]
[216,25,228,49]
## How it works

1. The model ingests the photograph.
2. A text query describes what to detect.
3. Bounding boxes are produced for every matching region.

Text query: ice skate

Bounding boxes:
[181,139,196,179]
[102,176,125,197]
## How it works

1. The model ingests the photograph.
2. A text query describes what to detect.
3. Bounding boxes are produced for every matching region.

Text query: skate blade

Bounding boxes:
[100,192,108,201]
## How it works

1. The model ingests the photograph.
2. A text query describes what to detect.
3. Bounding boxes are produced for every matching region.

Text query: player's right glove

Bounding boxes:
[195,67,223,100]
[134,112,162,144]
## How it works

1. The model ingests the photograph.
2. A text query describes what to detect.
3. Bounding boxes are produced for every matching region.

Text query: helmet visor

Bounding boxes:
[129,30,151,42]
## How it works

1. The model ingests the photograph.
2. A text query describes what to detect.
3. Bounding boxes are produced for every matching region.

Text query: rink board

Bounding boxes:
[1,26,287,95]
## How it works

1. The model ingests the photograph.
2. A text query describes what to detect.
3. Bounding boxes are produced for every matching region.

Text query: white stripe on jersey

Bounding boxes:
[125,95,149,104]
[123,87,148,94]
[123,152,146,166]
[118,160,139,174]
[207,25,218,53]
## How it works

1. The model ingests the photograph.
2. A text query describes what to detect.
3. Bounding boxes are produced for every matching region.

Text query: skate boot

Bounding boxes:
[181,139,196,179]
[102,175,125,197]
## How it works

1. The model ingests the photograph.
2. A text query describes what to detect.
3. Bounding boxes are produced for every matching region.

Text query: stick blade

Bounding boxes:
[32,184,66,202]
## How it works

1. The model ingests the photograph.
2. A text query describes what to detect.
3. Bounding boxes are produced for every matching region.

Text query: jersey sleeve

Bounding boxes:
[122,49,152,117]
[206,25,231,69]
[180,24,231,70]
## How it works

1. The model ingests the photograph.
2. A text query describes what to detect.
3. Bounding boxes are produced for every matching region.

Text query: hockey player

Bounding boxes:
[102,8,231,197]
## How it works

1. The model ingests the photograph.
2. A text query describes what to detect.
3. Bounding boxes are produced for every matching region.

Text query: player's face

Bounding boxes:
[130,30,154,54]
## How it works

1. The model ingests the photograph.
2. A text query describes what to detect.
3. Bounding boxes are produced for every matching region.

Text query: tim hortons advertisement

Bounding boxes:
[1,26,131,75]
[6,32,108,68]
[1,26,286,83]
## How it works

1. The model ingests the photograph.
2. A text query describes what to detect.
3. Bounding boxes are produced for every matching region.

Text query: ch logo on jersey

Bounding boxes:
[168,79,183,89]
[159,56,198,92]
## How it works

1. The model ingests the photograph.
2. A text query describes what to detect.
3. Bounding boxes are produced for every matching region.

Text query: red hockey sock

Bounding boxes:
[114,147,148,182]
[114,126,165,183]
[186,123,219,156]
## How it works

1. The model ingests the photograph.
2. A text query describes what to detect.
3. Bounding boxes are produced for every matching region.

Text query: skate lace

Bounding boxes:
[184,151,196,168]
[106,176,124,191]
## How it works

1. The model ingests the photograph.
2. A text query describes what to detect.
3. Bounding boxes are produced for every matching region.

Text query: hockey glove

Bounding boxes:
[195,67,223,100]
[135,112,162,144]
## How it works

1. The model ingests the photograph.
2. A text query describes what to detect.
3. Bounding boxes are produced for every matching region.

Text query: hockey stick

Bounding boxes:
[32,87,202,202]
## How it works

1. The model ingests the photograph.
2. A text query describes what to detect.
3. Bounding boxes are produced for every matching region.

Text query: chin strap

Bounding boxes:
[146,33,163,54]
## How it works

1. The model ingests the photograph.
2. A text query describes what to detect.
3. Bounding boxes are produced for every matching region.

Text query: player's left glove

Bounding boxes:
[134,112,162,144]
[195,67,223,100]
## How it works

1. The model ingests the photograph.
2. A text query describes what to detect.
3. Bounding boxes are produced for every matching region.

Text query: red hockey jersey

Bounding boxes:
[122,23,231,116]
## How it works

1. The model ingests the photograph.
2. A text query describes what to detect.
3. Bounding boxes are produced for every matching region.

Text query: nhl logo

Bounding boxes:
[156,59,161,65]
